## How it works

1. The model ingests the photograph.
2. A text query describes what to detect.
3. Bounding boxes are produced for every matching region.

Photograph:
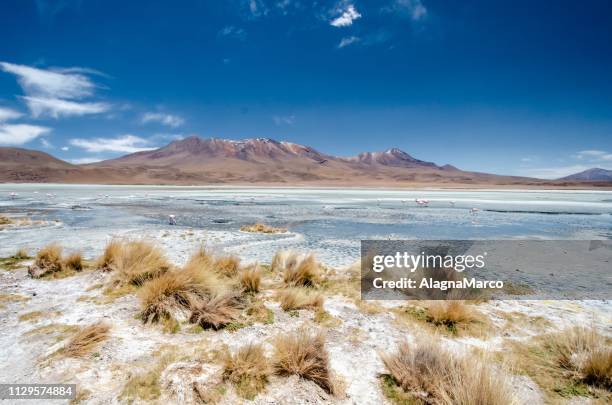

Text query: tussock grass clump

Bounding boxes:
[0,215,13,225]
[398,301,484,336]
[112,240,170,286]
[381,338,515,405]
[62,252,84,272]
[544,327,612,390]
[240,265,261,293]
[97,239,123,271]
[427,301,477,329]
[13,248,29,260]
[189,292,243,330]
[139,271,200,323]
[277,288,323,311]
[186,247,241,278]
[138,263,224,323]
[35,243,63,271]
[240,223,286,234]
[223,344,270,399]
[62,322,110,358]
[273,250,320,287]
[214,255,241,277]
[273,330,336,394]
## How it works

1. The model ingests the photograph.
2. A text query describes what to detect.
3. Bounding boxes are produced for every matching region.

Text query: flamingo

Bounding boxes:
[9,192,18,199]
[415,198,429,207]
[168,214,177,225]
[470,208,480,214]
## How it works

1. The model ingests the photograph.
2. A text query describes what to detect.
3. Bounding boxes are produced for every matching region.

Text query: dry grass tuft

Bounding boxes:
[213,255,241,277]
[139,271,199,323]
[0,215,13,225]
[277,288,323,311]
[112,240,170,285]
[13,248,29,260]
[97,239,123,271]
[185,246,215,269]
[138,261,226,323]
[276,251,320,287]
[62,252,84,272]
[239,265,262,293]
[189,292,243,330]
[427,301,477,330]
[30,243,63,276]
[544,327,612,390]
[223,344,270,399]
[240,223,286,234]
[62,322,110,358]
[273,330,336,394]
[381,338,515,404]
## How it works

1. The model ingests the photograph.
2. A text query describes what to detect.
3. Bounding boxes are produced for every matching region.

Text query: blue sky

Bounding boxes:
[1,0,611,178]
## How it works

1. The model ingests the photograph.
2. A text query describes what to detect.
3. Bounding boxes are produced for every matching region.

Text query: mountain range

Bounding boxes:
[560,168,612,182]
[1,136,610,187]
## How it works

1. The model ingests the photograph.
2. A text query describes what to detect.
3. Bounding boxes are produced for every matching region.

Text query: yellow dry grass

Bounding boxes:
[189,292,243,330]
[240,223,286,234]
[276,288,323,311]
[272,330,336,394]
[62,252,84,272]
[62,322,110,358]
[111,240,170,286]
[381,337,515,405]
[543,326,612,390]
[213,255,241,277]
[280,252,320,287]
[97,239,123,271]
[33,243,63,274]
[239,265,262,293]
[223,343,270,399]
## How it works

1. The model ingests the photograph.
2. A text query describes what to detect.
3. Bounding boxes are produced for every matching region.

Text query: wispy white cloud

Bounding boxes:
[338,36,361,48]
[61,146,69,151]
[0,123,51,145]
[0,106,23,122]
[141,112,185,128]
[40,137,53,148]
[330,3,361,27]
[69,157,104,164]
[0,61,96,99]
[273,115,295,126]
[23,96,110,118]
[0,61,110,118]
[575,150,612,161]
[383,0,427,21]
[70,134,155,153]
[218,25,247,40]
[149,133,185,142]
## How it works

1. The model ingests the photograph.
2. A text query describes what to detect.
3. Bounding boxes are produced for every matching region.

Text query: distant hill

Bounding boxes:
[0,136,609,187]
[560,168,612,181]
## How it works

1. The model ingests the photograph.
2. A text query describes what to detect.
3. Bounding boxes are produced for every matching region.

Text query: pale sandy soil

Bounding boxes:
[0,229,610,404]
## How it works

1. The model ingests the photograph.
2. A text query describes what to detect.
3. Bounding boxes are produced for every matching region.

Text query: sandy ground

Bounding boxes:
[0,228,610,404]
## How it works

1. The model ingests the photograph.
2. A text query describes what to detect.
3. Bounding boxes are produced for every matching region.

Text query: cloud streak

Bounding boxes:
[141,112,185,128]
[70,134,155,153]
[0,123,51,145]
[0,107,23,122]
[0,61,110,118]
[23,96,110,118]
[338,36,361,48]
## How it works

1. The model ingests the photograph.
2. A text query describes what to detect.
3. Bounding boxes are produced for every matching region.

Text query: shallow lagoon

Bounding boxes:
[1,184,611,267]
